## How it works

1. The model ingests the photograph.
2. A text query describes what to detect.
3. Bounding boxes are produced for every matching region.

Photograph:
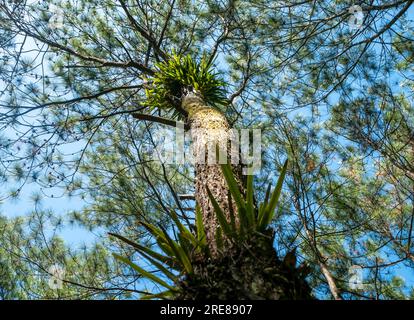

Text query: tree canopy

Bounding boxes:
[1,0,414,299]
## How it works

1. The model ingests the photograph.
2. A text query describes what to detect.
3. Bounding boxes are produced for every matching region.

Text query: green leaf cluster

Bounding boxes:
[111,159,288,299]
[144,53,228,117]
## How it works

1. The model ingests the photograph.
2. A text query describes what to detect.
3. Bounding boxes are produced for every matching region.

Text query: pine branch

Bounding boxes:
[132,113,188,129]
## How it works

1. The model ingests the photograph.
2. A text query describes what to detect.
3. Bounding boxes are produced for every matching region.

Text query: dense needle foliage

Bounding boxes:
[0,0,414,300]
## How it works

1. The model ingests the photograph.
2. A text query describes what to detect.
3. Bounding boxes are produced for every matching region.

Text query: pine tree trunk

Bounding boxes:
[179,93,313,300]
[182,93,241,256]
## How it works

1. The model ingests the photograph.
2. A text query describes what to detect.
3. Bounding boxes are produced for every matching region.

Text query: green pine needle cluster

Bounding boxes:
[144,53,228,117]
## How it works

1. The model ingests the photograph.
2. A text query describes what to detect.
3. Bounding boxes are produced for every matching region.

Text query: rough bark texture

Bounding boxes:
[175,230,313,300]
[182,94,241,256]
[180,93,313,299]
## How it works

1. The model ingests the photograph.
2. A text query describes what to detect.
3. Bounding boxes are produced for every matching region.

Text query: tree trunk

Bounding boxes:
[182,93,241,256]
[179,93,313,300]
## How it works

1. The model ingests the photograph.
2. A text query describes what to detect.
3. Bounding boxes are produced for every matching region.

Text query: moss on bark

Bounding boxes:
[175,231,313,300]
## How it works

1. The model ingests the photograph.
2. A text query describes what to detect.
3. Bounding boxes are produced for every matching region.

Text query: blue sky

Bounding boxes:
[1,2,414,298]
[0,185,97,246]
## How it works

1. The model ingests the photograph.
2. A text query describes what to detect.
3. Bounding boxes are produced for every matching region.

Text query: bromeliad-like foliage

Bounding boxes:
[110,160,288,299]
[144,53,228,118]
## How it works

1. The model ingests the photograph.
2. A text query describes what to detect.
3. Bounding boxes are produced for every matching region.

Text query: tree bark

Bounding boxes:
[179,93,313,300]
[182,93,241,256]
